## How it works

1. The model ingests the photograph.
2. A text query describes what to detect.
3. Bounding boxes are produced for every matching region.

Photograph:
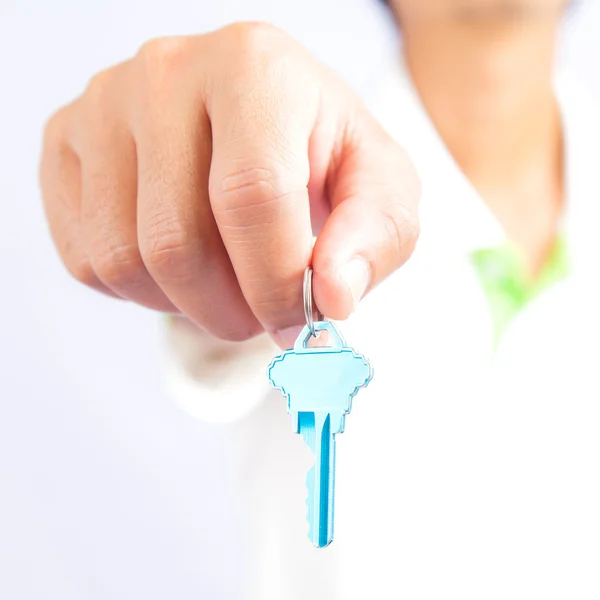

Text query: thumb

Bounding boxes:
[312,109,421,320]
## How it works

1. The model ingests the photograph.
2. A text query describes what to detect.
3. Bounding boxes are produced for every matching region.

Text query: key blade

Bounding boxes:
[298,412,317,541]
[299,411,336,548]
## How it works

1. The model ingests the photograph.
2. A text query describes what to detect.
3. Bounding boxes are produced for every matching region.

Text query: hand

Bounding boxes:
[40,22,420,346]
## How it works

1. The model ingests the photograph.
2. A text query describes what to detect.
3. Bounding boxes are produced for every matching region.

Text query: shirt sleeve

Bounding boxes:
[161,316,278,424]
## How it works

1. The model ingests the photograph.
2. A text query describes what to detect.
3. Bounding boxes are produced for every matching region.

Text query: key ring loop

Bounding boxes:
[303,267,323,337]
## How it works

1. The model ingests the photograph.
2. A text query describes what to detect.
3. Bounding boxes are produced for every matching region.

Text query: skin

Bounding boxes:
[391,0,568,21]
[39,1,569,347]
[390,0,569,276]
[40,23,420,348]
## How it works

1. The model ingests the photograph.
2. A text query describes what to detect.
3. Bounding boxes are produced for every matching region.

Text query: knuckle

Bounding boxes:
[142,214,205,281]
[65,254,97,288]
[78,71,118,142]
[83,69,112,109]
[404,212,421,254]
[212,325,260,343]
[225,21,282,54]
[383,202,421,260]
[402,173,422,247]
[91,242,146,290]
[136,36,190,88]
[210,165,280,213]
[247,278,299,323]
[221,22,290,80]
[43,105,70,149]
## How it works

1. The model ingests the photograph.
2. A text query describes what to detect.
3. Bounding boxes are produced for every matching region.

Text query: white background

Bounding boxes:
[0,1,598,598]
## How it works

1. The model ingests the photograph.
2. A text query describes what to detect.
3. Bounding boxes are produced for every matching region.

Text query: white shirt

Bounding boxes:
[165,56,600,599]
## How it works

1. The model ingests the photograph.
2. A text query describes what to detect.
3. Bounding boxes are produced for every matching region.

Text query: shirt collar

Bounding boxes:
[364,50,600,262]
[365,50,505,257]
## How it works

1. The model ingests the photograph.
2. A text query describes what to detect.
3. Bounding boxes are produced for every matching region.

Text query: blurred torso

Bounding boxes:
[224,57,600,599]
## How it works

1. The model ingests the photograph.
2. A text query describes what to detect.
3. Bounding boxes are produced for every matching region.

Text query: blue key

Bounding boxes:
[268,320,373,548]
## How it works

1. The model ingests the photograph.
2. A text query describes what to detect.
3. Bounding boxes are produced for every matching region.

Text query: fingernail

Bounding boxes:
[272,325,304,350]
[340,258,371,311]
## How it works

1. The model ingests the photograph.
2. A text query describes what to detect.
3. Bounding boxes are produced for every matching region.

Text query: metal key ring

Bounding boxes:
[303,267,323,337]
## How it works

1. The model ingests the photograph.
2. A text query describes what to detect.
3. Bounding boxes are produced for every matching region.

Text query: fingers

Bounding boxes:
[312,111,421,320]
[207,24,320,335]
[72,76,178,312]
[132,39,262,340]
[40,26,422,345]
[40,106,118,298]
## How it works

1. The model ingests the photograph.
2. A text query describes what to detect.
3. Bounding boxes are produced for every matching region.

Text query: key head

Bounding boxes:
[268,321,373,417]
